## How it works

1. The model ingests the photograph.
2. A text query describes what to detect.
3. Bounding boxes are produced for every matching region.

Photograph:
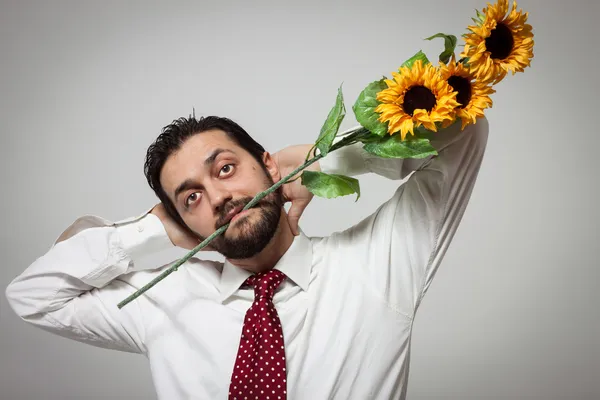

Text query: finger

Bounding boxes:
[287,200,308,236]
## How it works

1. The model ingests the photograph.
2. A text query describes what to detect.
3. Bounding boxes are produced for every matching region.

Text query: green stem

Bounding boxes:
[117,127,367,309]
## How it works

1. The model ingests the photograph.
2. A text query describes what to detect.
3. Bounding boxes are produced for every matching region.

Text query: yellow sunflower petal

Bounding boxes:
[374,60,458,138]
[462,0,534,84]
[414,109,438,132]
[438,56,496,129]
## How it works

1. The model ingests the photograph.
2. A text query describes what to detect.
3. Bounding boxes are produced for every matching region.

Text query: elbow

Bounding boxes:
[471,116,490,157]
[5,277,42,321]
[5,279,26,319]
[451,116,490,164]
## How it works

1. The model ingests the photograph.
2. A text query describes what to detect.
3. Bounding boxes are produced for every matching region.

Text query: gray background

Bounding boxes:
[1,0,598,399]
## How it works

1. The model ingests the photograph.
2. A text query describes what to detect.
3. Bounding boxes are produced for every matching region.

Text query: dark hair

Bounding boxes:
[144,115,266,235]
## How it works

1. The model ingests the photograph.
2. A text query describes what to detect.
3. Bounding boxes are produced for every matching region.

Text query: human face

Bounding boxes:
[160,129,284,259]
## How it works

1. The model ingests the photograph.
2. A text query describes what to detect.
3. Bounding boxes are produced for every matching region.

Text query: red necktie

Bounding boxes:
[229,269,288,400]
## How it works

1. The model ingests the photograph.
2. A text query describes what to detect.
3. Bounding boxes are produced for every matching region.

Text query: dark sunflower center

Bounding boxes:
[485,23,514,60]
[402,86,436,116]
[447,76,472,109]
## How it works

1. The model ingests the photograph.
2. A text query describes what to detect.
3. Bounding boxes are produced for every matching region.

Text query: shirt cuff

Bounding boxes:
[116,212,174,265]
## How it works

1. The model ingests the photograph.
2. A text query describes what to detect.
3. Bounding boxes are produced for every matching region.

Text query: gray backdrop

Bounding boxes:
[1,0,598,399]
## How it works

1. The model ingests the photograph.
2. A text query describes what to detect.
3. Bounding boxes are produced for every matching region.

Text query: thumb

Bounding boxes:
[287,199,308,236]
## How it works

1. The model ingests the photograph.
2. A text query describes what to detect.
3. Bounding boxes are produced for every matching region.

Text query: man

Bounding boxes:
[6,114,489,399]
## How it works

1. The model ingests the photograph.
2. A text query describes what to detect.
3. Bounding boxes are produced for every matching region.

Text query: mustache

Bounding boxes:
[215,196,278,228]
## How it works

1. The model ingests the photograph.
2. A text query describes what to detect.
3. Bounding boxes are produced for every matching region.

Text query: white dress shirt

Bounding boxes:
[6,118,489,400]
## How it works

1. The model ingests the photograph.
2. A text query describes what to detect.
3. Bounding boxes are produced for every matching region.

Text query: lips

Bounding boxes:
[223,205,243,225]
[231,209,250,223]
[222,203,254,226]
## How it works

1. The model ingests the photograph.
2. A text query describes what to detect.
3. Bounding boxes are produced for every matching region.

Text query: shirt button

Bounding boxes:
[137,225,144,232]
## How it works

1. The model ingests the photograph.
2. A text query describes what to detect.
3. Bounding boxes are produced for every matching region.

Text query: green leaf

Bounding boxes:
[315,84,346,157]
[301,170,360,201]
[425,33,458,64]
[352,79,389,137]
[358,132,387,143]
[400,50,430,69]
[363,134,437,159]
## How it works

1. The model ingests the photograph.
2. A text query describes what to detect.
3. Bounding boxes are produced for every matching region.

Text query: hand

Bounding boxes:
[273,145,319,236]
[150,203,213,251]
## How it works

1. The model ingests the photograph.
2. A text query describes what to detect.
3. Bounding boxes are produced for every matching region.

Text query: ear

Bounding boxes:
[261,151,281,183]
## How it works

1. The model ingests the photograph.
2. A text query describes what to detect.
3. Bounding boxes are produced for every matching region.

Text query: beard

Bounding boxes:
[198,179,284,259]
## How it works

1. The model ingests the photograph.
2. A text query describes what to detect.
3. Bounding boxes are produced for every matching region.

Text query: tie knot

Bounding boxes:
[244,269,286,301]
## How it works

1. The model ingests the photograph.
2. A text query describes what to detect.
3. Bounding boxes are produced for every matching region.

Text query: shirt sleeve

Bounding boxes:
[4,207,174,353]
[319,118,489,318]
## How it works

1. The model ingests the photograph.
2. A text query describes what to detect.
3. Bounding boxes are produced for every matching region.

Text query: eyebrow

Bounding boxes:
[173,148,236,203]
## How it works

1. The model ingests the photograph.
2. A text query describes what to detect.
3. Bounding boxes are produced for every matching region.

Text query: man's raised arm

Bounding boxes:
[319,118,490,318]
[5,208,175,353]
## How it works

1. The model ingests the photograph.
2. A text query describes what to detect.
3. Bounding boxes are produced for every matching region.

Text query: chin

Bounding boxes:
[213,201,282,259]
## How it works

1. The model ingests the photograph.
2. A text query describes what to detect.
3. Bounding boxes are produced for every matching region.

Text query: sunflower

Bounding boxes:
[439,55,495,130]
[461,0,534,84]
[375,60,459,140]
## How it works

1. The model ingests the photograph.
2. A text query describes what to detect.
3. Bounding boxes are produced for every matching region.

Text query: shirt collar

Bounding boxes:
[218,229,312,303]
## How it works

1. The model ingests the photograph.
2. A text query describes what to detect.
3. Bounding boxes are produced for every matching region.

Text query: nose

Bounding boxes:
[207,181,233,215]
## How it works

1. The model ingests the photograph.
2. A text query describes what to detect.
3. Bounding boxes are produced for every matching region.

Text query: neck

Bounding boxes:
[226,210,295,274]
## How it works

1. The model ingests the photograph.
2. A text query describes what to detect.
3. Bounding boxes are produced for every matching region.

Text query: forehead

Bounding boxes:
[160,129,244,194]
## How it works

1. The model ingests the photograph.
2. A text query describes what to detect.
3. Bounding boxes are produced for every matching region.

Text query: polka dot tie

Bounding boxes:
[228,269,288,400]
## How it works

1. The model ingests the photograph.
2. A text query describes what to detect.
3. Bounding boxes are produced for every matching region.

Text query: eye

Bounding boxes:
[185,192,201,208]
[219,163,235,177]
